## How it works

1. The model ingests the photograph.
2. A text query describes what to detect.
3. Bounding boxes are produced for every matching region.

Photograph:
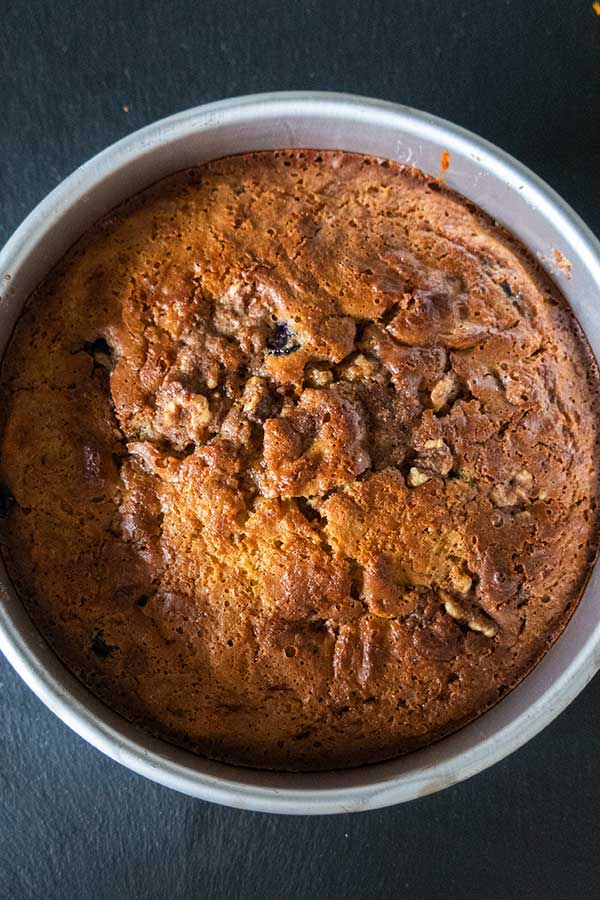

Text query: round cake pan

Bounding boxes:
[1,92,600,815]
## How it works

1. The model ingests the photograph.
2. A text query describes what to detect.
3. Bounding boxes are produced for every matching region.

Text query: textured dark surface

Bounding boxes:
[1,1,600,897]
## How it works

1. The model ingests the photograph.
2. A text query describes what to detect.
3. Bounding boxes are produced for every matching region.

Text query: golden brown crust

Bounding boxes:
[1,150,599,771]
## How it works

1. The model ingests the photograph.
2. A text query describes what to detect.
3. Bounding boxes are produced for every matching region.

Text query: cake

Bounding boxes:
[1,150,599,771]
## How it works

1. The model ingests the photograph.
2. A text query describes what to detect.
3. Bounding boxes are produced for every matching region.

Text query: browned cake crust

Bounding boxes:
[1,150,599,771]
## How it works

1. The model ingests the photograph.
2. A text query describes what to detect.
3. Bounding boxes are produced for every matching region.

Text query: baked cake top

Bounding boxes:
[1,150,599,770]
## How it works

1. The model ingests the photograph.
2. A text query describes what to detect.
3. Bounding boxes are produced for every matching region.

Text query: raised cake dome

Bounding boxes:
[1,150,599,770]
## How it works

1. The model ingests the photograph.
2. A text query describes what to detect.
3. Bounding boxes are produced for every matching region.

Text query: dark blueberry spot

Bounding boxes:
[427,181,442,192]
[500,280,513,297]
[136,595,149,607]
[91,631,117,658]
[82,336,112,357]
[0,484,16,519]
[266,322,300,356]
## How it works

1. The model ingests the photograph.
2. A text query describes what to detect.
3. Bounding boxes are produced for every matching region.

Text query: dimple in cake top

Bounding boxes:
[0,149,599,771]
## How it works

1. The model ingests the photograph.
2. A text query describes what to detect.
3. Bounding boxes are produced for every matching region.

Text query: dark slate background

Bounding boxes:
[1,1,600,897]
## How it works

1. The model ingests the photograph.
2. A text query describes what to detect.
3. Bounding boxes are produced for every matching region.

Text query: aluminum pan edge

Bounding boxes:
[0,92,599,814]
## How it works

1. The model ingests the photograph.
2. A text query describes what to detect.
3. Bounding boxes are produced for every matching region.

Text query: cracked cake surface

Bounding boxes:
[1,149,599,770]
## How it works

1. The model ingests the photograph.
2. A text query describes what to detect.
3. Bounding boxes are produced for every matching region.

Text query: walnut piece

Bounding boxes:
[407,467,430,487]
[514,469,533,489]
[444,596,496,638]
[490,483,519,508]
[304,364,334,387]
[430,371,461,412]
[337,353,384,384]
[450,565,472,594]
[491,469,536,508]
